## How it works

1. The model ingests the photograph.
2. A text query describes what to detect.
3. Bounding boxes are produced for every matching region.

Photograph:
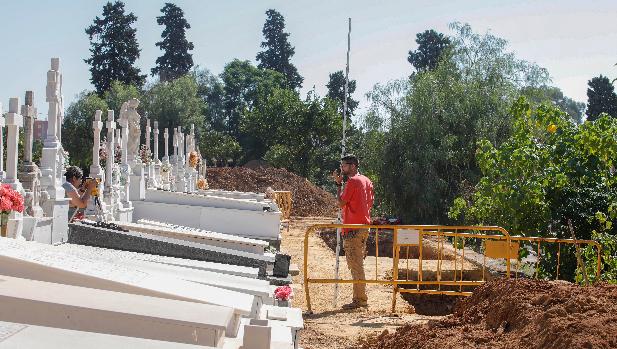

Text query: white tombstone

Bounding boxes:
[89,110,104,182]
[38,58,69,243]
[163,127,169,163]
[0,275,232,347]
[3,98,24,240]
[176,128,186,192]
[103,110,116,218]
[153,121,162,186]
[118,109,133,210]
[85,111,106,220]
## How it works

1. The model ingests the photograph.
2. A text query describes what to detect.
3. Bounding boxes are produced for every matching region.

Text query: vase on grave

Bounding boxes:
[1,212,8,237]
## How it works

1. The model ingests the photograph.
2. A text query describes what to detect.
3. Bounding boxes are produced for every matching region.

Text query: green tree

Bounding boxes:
[586,75,617,121]
[151,3,194,81]
[220,59,285,138]
[326,70,359,117]
[407,29,451,72]
[142,75,206,154]
[243,89,341,184]
[104,81,141,117]
[521,85,585,123]
[449,98,617,281]
[256,9,303,89]
[194,68,226,132]
[364,23,549,223]
[85,1,145,94]
[61,92,108,169]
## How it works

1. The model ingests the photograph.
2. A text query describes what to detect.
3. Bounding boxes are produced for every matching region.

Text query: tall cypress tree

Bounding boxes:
[408,29,451,72]
[152,3,194,81]
[256,9,303,90]
[586,75,617,121]
[326,70,358,117]
[85,1,145,94]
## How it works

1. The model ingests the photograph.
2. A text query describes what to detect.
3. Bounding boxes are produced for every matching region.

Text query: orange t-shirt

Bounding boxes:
[341,173,374,227]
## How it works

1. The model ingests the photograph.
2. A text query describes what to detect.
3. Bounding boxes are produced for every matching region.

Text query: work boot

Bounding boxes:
[342,301,368,310]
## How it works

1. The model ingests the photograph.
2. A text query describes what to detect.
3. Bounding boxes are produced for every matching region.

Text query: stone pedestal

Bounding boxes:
[129,161,146,201]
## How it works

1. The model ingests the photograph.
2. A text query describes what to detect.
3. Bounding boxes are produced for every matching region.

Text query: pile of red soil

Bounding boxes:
[359,279,617,349]
[207,167,337,217]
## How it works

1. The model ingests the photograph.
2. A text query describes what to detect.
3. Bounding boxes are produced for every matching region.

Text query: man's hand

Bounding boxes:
[332,170,343,185]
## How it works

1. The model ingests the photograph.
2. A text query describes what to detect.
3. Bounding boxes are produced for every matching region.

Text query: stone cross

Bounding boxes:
[90,110,103,180]
[172,128,178,159]
[145,118,151,152]
[21,91,36,164]
[3,98,24,192]
[163,128,169,162]
[153,121,159,163]
[104,110,116,201]
[118,112,132,207]
[44,58,61,147]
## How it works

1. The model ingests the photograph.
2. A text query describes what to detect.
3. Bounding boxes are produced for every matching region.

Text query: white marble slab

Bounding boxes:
[198,189,266,201]
[53,243,260,278]
[122,220,269,254]
[0,275,230,346]
[132,200,281,238]
[223,318,294,349]
[146,189,276,212]
[53,242,275,303]
[0,321,210,349]
[0,238,256,322]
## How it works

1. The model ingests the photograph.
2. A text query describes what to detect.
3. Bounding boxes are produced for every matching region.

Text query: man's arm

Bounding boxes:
[336,186,347,208]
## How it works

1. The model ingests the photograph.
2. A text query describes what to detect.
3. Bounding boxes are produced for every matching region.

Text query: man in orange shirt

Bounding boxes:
[333,154,374,309]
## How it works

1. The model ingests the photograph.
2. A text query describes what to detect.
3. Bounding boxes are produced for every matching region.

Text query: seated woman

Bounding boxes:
[62,166,96,221]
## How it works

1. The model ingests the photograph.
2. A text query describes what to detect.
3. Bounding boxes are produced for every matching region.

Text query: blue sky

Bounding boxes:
[1,0,616,119]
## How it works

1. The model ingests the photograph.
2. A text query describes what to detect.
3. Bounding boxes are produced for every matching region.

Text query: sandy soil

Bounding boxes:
[280,217,446,349]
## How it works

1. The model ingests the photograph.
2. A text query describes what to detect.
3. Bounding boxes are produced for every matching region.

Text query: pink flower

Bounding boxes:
[274,285,293,301]
[0,186,24,213]
[0,197,13,212]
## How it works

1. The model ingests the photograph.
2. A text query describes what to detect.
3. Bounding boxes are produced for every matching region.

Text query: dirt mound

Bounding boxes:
[358,279,617,349]
[207,167,337,217]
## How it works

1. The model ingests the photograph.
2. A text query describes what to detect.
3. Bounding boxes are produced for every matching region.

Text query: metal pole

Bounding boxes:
[334,17,351,307]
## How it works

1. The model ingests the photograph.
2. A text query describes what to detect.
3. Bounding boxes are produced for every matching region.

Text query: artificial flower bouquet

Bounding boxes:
[274,285,293,303]
[0,184,24,237]
[197,176,209,190]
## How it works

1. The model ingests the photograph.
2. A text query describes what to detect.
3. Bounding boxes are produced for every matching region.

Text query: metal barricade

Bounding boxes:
[302,224,602,313]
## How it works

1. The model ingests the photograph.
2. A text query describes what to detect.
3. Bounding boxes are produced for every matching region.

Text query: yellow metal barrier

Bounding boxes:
[272,191,292,232]
[302,224,602,313]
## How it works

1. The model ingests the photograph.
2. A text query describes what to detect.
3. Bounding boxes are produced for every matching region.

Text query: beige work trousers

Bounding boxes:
[343,229,369,304]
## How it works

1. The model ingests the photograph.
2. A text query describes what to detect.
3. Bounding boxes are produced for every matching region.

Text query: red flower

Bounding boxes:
[0,186,24,213]
[274,285,293,301]
[0,197,13,212]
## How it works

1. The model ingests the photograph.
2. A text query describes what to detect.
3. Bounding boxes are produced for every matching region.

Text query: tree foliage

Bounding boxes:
[586,75,617,121]
[220,59,285,139]
[256,9,303,90]
[152,3,194,81]
[326,70,358,117]
[363,23,549,223]
[85,1,145,94]
[243,89,342,184]
[521,85,585,123]
[142,75,206,154]
[62,92,108,169]
[449,98,617,281]
[407,29,451,72]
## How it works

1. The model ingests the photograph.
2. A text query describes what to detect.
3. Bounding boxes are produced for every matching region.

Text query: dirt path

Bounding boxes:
[280,217,444,349]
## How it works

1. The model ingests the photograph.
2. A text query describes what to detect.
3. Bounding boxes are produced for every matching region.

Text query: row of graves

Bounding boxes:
[0,58,302,349]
